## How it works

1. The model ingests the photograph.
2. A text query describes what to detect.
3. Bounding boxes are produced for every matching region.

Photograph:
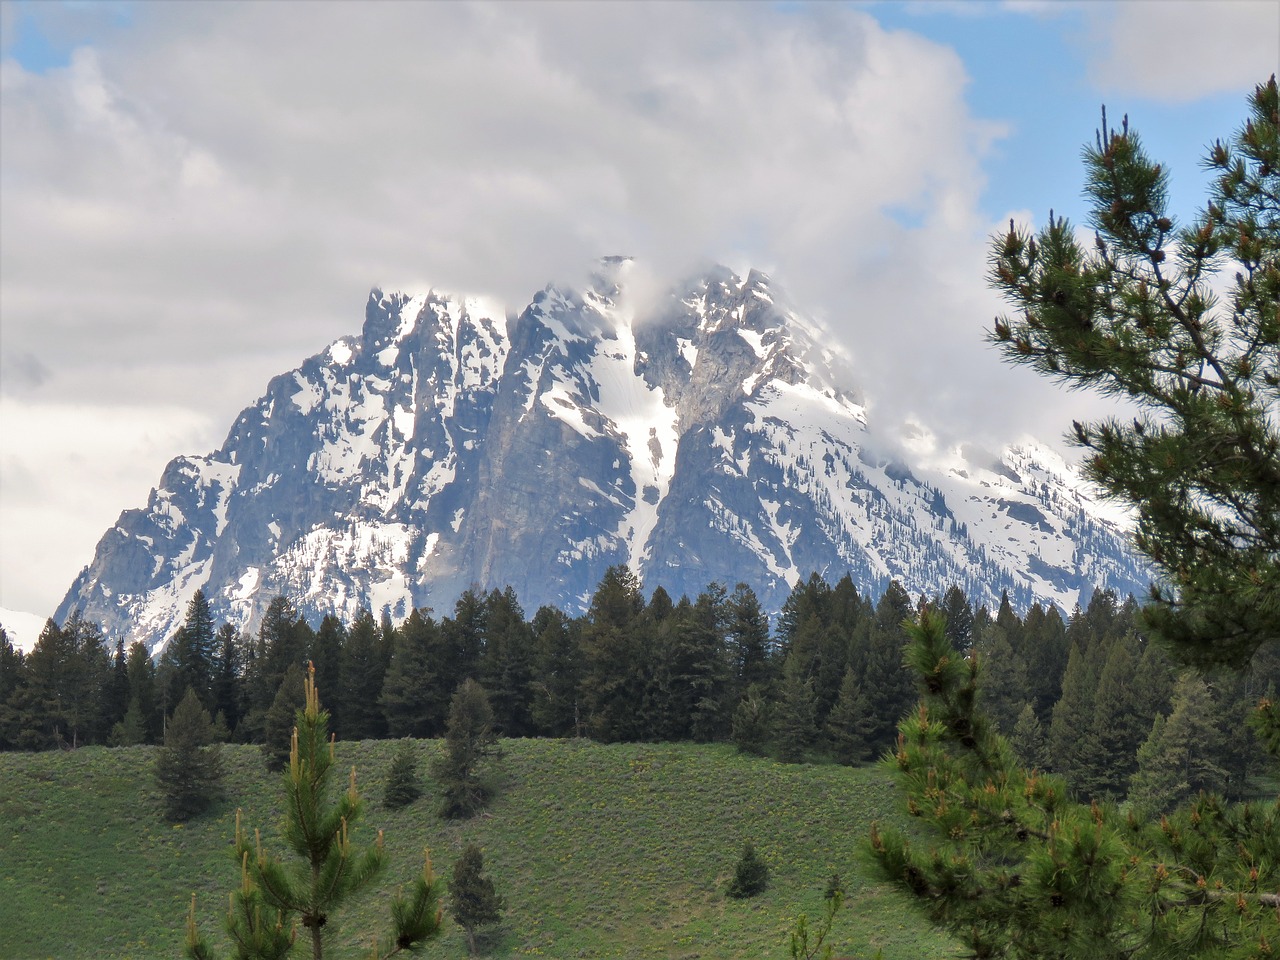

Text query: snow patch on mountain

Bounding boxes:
[57,264,1150,652]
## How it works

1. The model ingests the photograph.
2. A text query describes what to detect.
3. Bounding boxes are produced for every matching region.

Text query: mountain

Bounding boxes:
[57,260,1150,651]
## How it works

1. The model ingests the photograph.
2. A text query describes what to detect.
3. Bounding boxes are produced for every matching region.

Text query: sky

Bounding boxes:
[1,0,1276,623]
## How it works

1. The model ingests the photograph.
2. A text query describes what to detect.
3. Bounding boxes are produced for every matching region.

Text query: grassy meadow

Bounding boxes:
[0,739,958,959]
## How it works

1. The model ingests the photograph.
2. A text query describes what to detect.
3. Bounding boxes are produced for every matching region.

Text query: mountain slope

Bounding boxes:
[57,262,1149,650]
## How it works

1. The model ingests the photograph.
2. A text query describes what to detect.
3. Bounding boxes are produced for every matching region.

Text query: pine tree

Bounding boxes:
[338,610,388,741]
[725,842,769,899]
[873,80,1280,959]
[14,615,112,748]
[161,589,218,712]
[975,626,1030,736]
[435,679,499,819]
[210,624,244,738]
[262,663,306,772]
[579,565,650,742]
[185,664,443,960]
[0,628,24,749]
[480,588,535,738]
[1129,673,1229,812]
[847,581,916,757]
[528,605,583,737]
[380,609,441,739]
[771,653,817,763]
[382,739,423,811]
[156,688,224,823]
[447,844,505,957]
[1045,642,1101,788]
[726,582,774,698]
[989,79,1280,669]
[1083,631,1158,799]
[730,683,773,757]
[870,611,1280,960]
[825,666,871,765]
[1008,702,1047,770]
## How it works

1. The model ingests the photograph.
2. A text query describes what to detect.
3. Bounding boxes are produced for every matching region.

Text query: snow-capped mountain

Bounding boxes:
[57,261,1150,651]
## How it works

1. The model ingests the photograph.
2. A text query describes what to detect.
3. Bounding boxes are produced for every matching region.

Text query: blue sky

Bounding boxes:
[1,0,1276,621]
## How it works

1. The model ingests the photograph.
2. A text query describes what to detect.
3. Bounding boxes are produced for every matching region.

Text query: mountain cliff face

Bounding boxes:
[57,261,1150,650]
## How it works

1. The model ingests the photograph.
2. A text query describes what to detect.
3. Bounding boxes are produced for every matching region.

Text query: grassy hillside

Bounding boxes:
[0,739,957,960]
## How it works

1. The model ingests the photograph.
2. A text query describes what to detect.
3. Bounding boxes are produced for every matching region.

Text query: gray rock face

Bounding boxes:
[57,263,1150,651]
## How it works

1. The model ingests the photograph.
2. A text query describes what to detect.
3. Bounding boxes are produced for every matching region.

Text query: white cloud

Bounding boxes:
[0,1,1042,615]
[0,399,215,618]
[1085,0,1279,101]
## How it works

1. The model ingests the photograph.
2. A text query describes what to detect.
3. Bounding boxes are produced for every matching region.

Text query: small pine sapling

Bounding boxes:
[382,739,423,810]
[726,841,769,899]
[447,843,506,956]
[185,663,443,960]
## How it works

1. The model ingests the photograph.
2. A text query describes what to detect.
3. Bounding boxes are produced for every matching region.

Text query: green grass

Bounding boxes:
[0,740,959,960]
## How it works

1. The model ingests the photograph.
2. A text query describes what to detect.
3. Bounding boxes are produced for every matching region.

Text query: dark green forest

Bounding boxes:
[3,569,1275,808]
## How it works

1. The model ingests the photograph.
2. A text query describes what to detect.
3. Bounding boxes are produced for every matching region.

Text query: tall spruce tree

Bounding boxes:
[161,590,218,712]
[1129,673,1230,812]
[380,609,441,739]
[337,610,387,741]
[528,605,583,737]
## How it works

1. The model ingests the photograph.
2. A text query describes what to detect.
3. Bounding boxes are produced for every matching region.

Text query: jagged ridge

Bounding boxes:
[57,262,1150,650]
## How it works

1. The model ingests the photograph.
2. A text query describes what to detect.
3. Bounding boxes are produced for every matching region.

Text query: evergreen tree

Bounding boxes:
[825,666,871,765]
[441,589,486,694]
[307,615,346,720]
[161,589,218,712]
[156,688,224,822]
[13,615,112,748]
[382,739,423,811]
[380,609,441,739]
[848,581,915,757]
[730,683,773,757]
[1083,631,1159,799]
[771,653,817,763]
[337,610,387,741]
[124,640,161,743]
[726,842,769,899]
[110,696,148,747]
[480,587,535,738]
[727,582,774,697]
[104,638,130,734]
[579,565,650,742]
[185,664,443,960]
[1045,643,1101,789]
[939,584,975,652]
[1129,673,1229,812]
[447,844,505,957]
[241,596,308,742]
[989,79,1280,669]
[210,624,244,738]
[1008,702,1048,770]
[1021,602,1070,723]
[435,679,499,819]
[262,663,306,772]
[0,628,24,749]
[975,626,1030,736]
[871,611,1280,960]
[874,80,1280,958]
[528,606,583,737]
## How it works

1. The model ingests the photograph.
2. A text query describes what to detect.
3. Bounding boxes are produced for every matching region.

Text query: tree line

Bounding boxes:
[2,568,1274,806]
